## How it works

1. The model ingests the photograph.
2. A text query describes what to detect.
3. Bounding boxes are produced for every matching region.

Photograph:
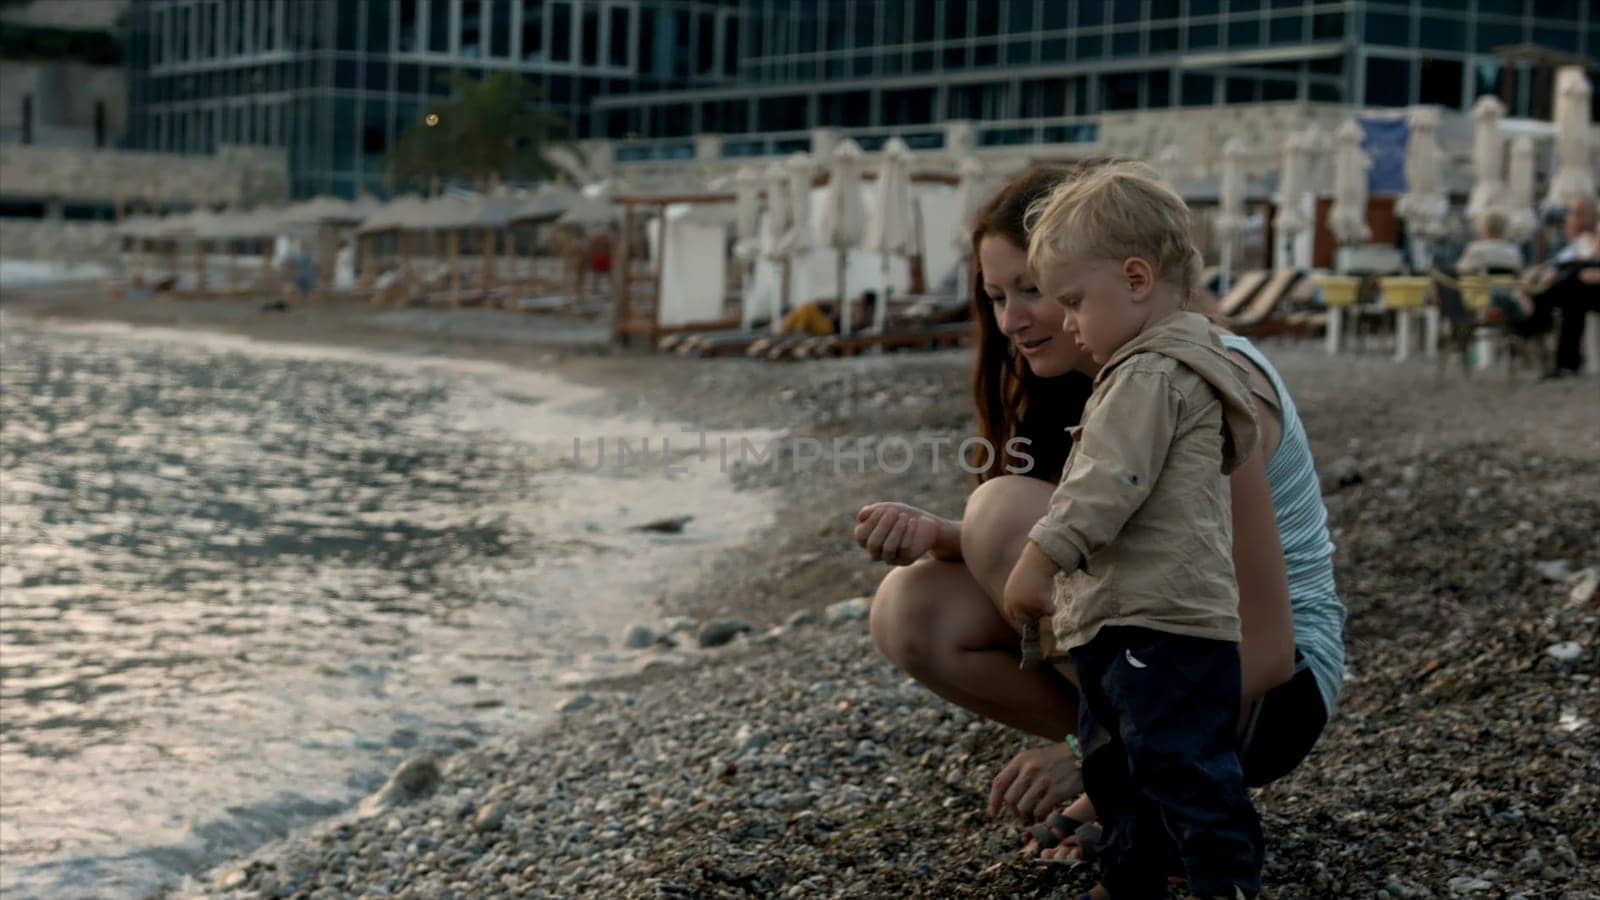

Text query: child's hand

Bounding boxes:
[1002,541,1059,627]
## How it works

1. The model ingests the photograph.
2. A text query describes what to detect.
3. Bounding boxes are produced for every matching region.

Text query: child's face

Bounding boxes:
[1037,255,1150,364]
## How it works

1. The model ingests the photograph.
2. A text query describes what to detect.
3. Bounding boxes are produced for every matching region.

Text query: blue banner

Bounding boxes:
[1359,116,1410,196]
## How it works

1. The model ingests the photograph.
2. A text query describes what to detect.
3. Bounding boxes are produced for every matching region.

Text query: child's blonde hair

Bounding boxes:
[1025,160,1203,304]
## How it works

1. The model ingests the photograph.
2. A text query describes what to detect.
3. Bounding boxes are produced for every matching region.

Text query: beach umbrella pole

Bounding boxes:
[839,250,851,337]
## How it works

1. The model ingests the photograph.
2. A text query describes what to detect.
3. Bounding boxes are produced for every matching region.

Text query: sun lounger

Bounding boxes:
[1215,270,1269,320]
[1227,270,1303,330]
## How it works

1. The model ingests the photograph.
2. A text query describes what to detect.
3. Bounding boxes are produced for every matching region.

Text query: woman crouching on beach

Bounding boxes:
[855,165,1346,859]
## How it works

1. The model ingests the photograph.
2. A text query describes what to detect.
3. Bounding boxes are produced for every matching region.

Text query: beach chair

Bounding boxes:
[1215,270,1270,321]
[1227,270,1303,333]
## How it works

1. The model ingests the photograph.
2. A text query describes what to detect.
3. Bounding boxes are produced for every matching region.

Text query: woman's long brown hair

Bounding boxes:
[968,165,1095,484]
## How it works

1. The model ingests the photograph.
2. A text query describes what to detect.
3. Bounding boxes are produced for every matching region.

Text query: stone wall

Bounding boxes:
[0,143,291,208]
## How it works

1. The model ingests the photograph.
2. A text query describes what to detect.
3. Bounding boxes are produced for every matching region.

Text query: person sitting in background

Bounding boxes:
[1455,209,1524,275]
[1513,196,1599,379]
[778,290,878,336]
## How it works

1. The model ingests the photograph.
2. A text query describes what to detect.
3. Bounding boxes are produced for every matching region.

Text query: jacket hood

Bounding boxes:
[1097,311,1260,474]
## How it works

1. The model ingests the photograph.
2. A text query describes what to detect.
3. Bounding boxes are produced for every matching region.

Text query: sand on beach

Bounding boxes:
[3,287,1597,898]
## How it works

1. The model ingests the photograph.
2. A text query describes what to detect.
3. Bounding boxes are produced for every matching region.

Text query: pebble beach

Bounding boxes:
[2,288,1597,899]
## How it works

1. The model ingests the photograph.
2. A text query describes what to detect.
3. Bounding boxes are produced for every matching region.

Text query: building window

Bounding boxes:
[758,94,807,132]
[882,86,935,125]
[1020,78,1066,118]
[1418,57,1463,108]
[95,100,107,148]
[21,95,32,145]
[551,3,571,61]
[371,0,394,52]
[609,7,629,67]
[428,0,450,52]
[1182,73,1214,107]
[523,0,544,59]
[1228,17,1260,47]
[1417,16,1464,52]
[721,13,738,77]
[696,11,714,75]
[1148,71,1171,107]
[1365,56,1411,107]
[398,0,419,51]
[1102,73,1140,110]
[581,6,599,65]
[1364,11,1409,47]
[947,82,1008,120]
[818,90,870,127]
[490,0,511,56]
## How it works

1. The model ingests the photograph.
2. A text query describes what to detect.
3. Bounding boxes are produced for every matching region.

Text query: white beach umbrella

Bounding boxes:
[1273,130,1312,268]
[1215,138,1248,292]
[1543,65,1596,211]
[951,156,987,250]
[733,166,762,263]
[1396,107,1448,267]
[512,182,579,223]
[862,137,916,336]
[780,153,814,258]
[1505,136,1539,243]
[733,166,763,329]
[950,155,987,304]
[1467,95,1508,218]
[819,139,868,328]
[1328,119,1372,246]
[762,161,792,331]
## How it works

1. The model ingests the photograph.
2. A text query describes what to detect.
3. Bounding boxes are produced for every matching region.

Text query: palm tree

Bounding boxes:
[387,71,573,194]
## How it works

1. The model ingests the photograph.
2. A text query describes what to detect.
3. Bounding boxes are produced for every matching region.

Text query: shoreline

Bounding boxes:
[3,287,1598,898]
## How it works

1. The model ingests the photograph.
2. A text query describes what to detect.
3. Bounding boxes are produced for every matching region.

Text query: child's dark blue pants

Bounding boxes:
[1071,626,1263,898]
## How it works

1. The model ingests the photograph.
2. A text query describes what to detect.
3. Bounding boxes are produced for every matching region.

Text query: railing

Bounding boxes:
[613,140,696,163]
[976,116,1101,148]
[721,130,813,160]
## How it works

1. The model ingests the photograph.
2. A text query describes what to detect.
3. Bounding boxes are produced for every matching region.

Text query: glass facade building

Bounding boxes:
[124,1,1599,198]
[124,0,739,197]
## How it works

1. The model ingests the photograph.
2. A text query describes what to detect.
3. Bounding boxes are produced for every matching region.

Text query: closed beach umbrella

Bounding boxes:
[1468,95,1507,218]
[1328,119,1372,246]
[734,166,763,328]
[1215,138,1248,293]
[1273,130,1312,268]
[1505,136,1538,243]
[733,166,762,263]
[1543,65,1596,211]
[763,161,792,330]
[1396,107,1448,267]
[951,155,987,304]
[862,137,916,336]
[780,153,814,259]
[819,139,868,328]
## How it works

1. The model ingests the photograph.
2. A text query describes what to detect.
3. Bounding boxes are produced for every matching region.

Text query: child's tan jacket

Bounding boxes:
[1028,311,1259,657]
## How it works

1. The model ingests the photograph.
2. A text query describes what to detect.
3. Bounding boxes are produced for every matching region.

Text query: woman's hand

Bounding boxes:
[987,743,1085,823]
[1002,541,1058,626]
[854,502,950,565]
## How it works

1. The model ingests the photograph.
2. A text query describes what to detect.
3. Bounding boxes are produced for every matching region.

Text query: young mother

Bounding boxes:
[857,166,1346,858]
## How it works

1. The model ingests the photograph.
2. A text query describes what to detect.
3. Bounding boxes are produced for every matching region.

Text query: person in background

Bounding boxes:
[1514,196,1599,379]
[1455,209,1524,275]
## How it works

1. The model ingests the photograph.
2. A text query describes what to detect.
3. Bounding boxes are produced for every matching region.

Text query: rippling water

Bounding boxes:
[0,318,771,898]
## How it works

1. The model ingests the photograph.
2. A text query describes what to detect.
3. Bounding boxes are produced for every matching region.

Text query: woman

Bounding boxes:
[858,166,1345,859]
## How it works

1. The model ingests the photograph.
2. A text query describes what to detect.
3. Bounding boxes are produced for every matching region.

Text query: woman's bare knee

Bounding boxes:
[960,475,1053,594]
[869,563,947,675]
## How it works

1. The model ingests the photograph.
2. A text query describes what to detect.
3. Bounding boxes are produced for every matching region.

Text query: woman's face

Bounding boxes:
[979,235,1096,378]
